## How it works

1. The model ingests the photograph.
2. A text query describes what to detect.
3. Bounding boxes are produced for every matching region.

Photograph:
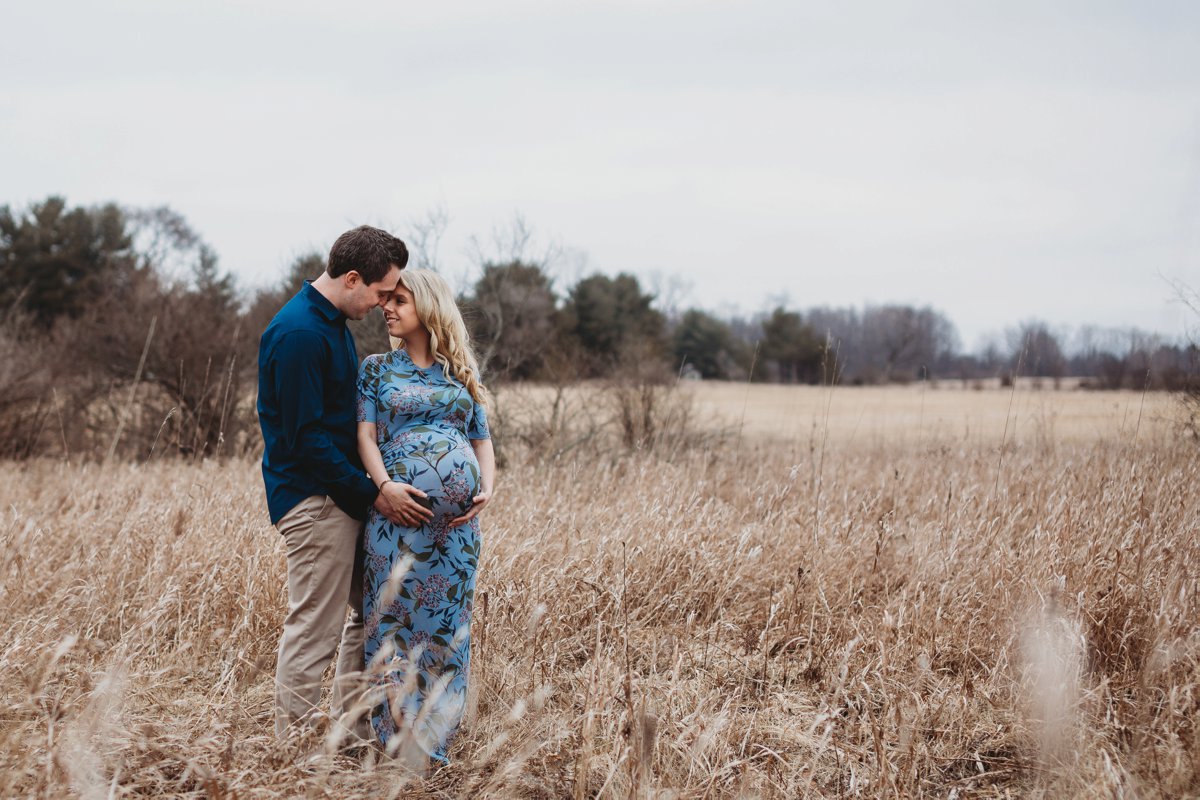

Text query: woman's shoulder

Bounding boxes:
[358,349,399,374]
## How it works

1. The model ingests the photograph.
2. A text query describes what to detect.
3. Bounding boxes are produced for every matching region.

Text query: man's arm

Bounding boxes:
[272,330,377,513]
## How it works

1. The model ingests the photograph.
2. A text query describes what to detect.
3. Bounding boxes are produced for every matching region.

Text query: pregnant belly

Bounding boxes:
[382,430,481,517]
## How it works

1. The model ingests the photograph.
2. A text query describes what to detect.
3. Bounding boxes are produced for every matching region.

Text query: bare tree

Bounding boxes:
[76,209,253,457]
[465,213,562,275]
[463,260,560,382]
[797,304,957,384]
[406,204,450,272]
[646,271,694,324]
[1007,320,1066,387]
[1169,279,1200,437]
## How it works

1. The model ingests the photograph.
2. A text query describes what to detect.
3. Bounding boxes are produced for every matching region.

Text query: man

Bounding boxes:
[257,224,432,743]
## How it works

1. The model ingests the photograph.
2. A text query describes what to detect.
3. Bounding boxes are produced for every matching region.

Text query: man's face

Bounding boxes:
[344,265,403,321]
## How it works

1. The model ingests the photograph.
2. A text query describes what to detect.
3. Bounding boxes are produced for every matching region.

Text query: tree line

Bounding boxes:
[0,196,1195,459]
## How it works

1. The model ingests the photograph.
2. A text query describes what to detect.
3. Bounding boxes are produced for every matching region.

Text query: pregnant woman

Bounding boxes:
[355,269,495,765]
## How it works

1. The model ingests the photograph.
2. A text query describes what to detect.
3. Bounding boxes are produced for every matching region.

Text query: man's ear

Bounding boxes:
[344,270,362,288]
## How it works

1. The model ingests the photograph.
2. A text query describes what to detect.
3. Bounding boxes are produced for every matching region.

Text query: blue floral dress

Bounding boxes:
[356,348,489,763]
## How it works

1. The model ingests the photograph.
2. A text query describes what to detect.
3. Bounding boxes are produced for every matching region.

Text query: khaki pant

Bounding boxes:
[274,495,368,741]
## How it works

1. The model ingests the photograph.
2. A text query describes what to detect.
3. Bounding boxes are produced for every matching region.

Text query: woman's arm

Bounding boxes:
[473,437,495,494]
[357,421,392,491]
[450,437,496,527]
[358,421,433,527]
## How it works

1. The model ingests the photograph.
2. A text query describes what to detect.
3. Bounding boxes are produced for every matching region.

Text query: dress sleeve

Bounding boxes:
[468,398,491,440]
[357,355,378,424]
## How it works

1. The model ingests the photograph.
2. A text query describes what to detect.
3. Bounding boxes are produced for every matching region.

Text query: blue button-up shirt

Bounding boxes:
[257,282,378,525]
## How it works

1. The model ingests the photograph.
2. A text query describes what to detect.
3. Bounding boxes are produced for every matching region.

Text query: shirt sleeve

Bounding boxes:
[357,355,378,425]
[272,330,378,511]
[468,397,491,440]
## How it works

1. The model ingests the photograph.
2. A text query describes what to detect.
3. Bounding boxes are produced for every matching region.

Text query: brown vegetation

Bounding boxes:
[1,387,1196,798]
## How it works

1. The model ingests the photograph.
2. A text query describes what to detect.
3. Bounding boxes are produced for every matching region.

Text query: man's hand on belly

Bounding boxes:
[375,481,435,527]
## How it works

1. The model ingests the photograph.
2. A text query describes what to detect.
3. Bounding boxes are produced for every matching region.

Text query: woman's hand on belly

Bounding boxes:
[449,489,493,528]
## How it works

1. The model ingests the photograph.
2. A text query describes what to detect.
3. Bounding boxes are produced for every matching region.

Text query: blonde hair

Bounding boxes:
[391,269,491,408]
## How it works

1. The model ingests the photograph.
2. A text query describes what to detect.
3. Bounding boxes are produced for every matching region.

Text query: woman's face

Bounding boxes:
[382,286,425,340]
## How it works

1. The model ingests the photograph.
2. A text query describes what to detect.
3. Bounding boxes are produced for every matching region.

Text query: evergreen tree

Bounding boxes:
[672,308,736,379]
[562,272,664,373]
[0,196,136,324]
[759,307,823,383]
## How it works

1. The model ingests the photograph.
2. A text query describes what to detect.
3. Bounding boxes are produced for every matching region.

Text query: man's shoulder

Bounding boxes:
[263,294,327,341]
[261,302,331,362]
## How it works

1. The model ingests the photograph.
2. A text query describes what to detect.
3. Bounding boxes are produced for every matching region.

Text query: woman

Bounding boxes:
[356,269,495,765]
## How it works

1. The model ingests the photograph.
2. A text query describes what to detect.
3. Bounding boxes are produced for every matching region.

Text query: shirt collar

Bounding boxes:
[302,281,345,322]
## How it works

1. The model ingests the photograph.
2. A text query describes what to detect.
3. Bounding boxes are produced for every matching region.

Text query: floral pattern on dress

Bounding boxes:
[357,347,490,764]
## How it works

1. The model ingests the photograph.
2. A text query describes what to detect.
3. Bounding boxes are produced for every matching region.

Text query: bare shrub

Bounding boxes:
[492,346,720,466]
[1182,386,1200,440]
[479,341,594,465]
[1169,278,1200,440]
[0,202,258,461]
[605,356,705,453]
[0,303,61,458]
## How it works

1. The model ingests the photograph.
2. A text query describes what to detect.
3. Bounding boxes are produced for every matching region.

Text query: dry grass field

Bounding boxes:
[1,383,1196,798]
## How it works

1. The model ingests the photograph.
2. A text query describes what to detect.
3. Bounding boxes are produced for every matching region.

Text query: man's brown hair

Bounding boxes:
[327,225,409,284]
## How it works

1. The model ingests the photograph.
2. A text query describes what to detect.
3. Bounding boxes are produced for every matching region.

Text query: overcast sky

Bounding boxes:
[4,0,1199,348]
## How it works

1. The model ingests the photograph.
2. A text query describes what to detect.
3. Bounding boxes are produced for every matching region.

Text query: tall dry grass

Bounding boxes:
[0,385,1196,798]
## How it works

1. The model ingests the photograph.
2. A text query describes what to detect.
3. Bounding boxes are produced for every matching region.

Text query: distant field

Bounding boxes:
[685,381,1176,445]
[498,380,1178,448]
[1,384,1195,798]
